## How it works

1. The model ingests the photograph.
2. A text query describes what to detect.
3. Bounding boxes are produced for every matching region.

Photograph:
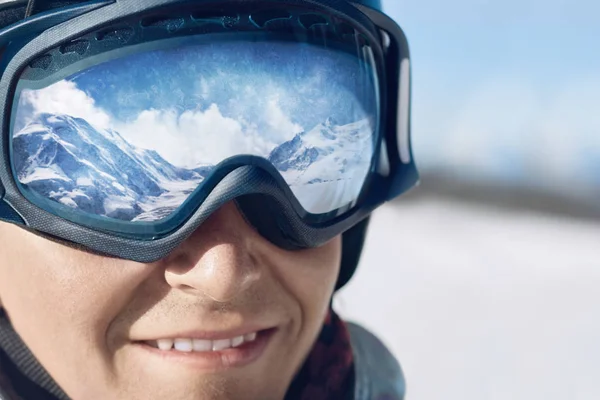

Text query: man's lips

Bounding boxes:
[133,328,278,370]
[141,330,264,352]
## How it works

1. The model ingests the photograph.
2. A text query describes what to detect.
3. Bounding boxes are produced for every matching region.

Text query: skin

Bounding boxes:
[0,202,342,400]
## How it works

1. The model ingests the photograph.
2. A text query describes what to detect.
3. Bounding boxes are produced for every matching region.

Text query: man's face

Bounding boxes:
[0,202,342,400]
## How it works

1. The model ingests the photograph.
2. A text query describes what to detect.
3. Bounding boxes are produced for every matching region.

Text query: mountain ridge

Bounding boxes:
[13,112,374,220]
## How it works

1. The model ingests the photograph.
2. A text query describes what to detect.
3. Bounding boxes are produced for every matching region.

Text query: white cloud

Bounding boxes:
[118,104,268,167]
[19,80,289,168]
[21,80,111,130]
[117,103,283,167]
[265,95,304,138]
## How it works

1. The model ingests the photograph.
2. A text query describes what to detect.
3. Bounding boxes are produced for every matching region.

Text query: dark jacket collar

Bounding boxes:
[347,322,406,400]
[0,348,58,400]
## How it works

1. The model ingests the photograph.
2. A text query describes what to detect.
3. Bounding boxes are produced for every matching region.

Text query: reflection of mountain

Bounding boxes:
[268,117,373,214]
[13,113,374,220]
[13,113,208,221]
[269,118,372,185]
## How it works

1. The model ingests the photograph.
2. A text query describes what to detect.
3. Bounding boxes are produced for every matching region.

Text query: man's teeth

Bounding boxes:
[173,339,192,352]
[157,339,175,351]
[149,332,258,352]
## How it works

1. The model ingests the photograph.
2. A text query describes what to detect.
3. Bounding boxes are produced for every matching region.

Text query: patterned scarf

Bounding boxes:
[285,309,356,400]
[0,308,355,400]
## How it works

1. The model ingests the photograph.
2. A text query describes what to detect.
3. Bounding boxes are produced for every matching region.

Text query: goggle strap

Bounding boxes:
[0,198,24,224]
[0,0,90,28]
[0,0,112,49]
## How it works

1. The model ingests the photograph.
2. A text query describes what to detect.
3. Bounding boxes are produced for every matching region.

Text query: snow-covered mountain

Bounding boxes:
[270,117,372,181]
[12,113,374,221]
[268,117,374,213]
[12,113,206,222]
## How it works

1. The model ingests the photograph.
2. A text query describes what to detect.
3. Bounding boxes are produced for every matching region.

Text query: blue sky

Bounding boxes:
[383,0,600,193]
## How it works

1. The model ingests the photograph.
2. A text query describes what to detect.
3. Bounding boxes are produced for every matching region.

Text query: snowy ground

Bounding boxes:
[334,198,600,400]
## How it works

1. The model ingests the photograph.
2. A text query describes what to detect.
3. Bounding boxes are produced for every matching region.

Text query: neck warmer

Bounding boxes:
[285,309,355,400]
[0,308,354,400]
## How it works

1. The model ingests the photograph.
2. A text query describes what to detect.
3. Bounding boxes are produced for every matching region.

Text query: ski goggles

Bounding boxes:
[0,0,417,262]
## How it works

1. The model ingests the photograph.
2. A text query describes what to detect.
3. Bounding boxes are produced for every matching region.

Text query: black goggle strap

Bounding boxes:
[0,0,88,27]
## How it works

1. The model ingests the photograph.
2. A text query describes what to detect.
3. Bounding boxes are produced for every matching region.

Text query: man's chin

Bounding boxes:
[108,330,288,400]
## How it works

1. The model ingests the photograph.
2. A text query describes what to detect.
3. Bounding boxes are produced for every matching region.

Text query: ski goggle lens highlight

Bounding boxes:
[10,34,379,228]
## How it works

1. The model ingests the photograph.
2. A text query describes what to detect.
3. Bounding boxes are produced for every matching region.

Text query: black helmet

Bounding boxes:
[337,0,412,289]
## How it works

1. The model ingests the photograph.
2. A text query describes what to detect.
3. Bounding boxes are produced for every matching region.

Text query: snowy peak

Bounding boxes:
[269,117,374,174]
[266,117,375,214]
[12,113,209,221]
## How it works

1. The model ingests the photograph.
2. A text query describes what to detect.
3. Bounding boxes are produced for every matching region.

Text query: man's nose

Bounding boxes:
[162,202,262,302]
